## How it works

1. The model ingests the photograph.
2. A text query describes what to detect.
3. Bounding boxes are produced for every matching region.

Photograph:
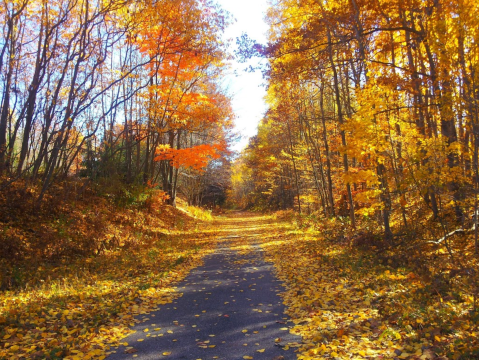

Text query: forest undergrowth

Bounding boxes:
[0,179,219,359]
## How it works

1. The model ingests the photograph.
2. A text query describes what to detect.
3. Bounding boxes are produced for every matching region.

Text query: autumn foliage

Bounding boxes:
[155,143,225,172]
[0,0,233,207]
[4,0,479,358]
[0,0,233,356]
[230,0,479,357]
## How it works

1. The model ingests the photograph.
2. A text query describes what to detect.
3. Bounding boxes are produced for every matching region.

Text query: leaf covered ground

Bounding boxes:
[0,182,219,359]
[1,208,478,359]
[259,212,479,360]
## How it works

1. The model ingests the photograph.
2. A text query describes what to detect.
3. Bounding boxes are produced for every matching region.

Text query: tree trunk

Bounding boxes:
[326,27,355,228]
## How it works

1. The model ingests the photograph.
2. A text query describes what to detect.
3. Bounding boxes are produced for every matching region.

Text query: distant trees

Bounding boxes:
[0,0,233,205]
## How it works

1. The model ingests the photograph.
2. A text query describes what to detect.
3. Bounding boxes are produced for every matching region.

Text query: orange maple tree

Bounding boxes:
[154,143,225,172]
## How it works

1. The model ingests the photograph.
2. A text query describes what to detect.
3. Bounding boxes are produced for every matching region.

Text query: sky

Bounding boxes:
[216,0,270,152]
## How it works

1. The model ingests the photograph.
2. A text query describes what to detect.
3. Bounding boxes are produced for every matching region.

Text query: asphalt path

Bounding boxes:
[107,236,300,360]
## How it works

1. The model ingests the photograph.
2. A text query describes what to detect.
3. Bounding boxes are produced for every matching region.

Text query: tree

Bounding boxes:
[231,0,479,245]
[0,0,233,207]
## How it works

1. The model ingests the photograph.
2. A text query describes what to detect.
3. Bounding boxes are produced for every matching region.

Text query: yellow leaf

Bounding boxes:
[256,349,265,353]
[163,351,172,356]
[243,357,253,360]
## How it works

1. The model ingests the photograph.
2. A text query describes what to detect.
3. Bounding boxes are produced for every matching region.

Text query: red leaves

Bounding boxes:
[154,143,225,172]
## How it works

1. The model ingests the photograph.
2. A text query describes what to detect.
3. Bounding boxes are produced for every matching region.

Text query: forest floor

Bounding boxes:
[1,211,478,359]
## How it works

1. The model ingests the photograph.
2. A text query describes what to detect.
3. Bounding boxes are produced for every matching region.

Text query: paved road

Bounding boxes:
[107,236,300,360]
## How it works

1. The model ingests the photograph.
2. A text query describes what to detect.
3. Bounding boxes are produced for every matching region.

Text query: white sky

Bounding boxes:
[216,0,270,152]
